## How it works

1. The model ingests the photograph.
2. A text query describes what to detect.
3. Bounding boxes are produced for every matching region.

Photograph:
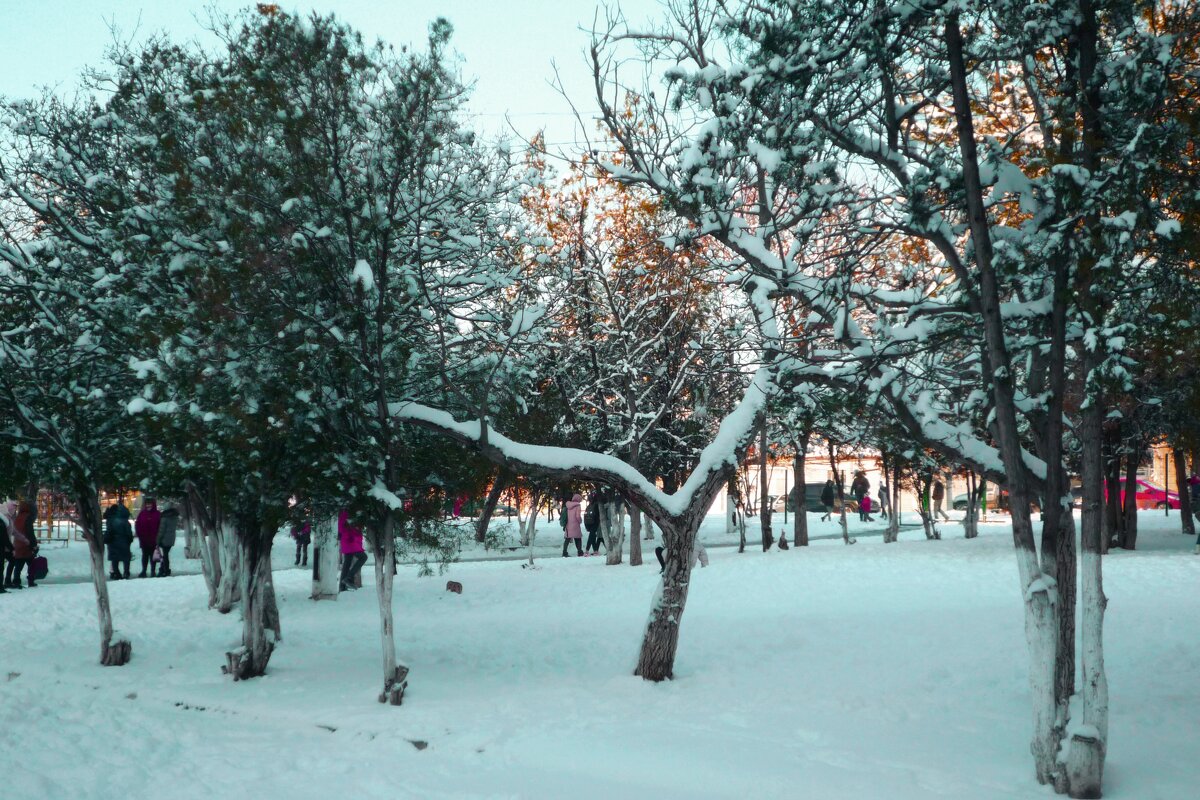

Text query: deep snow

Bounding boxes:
[1,511,1196,799]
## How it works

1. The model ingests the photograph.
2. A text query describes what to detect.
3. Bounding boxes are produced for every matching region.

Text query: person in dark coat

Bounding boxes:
[292,521,311,566]
[104,502,134,580]
[156,504,180,577]
[850,471,870,504]
[932,480,950,521]
[820,480,836,522]
[583,491,603,555]
[8,501,38,588]
[135,498,162,578]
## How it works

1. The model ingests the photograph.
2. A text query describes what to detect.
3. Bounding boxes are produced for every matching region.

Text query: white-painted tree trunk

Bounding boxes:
[216,520,242,614]
[603,500,625,565]
[224,533,275,680]
[725,488,736,535]
[184,509,201,559]
[77,491,132,666]
[372,534,408,705]
[311,514,340,601]
[197,518,220,608]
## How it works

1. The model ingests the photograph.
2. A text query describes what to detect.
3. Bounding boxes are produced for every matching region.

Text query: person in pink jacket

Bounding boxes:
[135,498,162,578]
[562,493,584,557]
[338,508,367,591]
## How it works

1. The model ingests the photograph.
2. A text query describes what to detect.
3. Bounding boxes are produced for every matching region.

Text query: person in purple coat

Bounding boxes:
[338,509,367,591]
[135,498,162,578]
[562,493,584,557]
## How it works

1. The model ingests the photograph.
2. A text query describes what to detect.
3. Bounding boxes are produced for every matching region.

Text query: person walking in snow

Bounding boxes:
[338,509,367,591]
[850,471,870,505]
[292,521,311,566]
[820,479,836,521]
[7,501,37,588]
[877,482,890,521]
[583,491,603,555]
[156,503,180,577]
[104,501,134,580]
[562,493,584,557]
[859,492,874,522]
[135,498,162,578]
[932,480,950,521]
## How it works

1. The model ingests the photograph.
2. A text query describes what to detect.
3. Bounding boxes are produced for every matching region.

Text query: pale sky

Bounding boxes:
[0,0,664,152]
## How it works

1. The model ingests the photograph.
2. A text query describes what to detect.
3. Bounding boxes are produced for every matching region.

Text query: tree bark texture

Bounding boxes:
[793,441,808,546]
[224,525,275,680]
[1120,449,1139,550]
[1173,449,1194,537]
[372,518,408,705]
[311,514,340,601]
[475,473,508,543]
[77,489,132,666]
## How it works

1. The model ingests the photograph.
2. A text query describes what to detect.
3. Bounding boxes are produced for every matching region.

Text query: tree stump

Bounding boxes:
[223,642,274,681]
[101,637,133,667]
[446,580,462,594]
[378,665,409,706]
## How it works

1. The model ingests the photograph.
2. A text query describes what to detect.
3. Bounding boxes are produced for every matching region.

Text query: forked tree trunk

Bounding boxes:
[77,488,132,666]
[311,514,340,600]
[793,441,808,547]
[1173,449,1194,538]
[371,516,408,705]
[224,522,275,680]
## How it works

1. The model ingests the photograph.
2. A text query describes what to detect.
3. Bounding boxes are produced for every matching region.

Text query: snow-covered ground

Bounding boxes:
[2,511,1196,799]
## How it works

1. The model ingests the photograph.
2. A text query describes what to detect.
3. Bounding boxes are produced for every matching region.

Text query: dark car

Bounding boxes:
[777,484,858,514]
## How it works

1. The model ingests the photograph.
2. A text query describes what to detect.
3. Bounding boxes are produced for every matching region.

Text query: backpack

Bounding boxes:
[558,505,568,530]
[584,501,600,531]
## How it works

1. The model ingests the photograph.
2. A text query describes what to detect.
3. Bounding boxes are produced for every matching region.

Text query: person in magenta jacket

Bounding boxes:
[135,498,162,578]
[338,509,367,591]
[562,493,584,557]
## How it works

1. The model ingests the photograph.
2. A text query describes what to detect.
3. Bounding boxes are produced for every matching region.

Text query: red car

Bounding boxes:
[1107,478,1180,510]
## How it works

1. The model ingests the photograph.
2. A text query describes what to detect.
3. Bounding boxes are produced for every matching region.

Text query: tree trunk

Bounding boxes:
[1065,385,1109,798]
[828,442,853,545]
[1103,449,1121,551]
[183,496,201,559]
[634,519,696,681]
[603,496,625,565]
[725,479,737,536]
[793,441,808,547]
[475,473,507,543]
[963,472,979,539]
[759,425,772,551]
[311,513,340,600]
[629,506,643,566]
[1173,449,1194,538]
[77,488,132,666]
[216,518,242,613]
[1120,448,1139,549]
[888,462,902,542]
[224,522,275,680]
[372,516,408,705]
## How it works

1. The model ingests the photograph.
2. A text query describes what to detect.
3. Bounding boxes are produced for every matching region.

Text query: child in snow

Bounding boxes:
[859,493,874,522]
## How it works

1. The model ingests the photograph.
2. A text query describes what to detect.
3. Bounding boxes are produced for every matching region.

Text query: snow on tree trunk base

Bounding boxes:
[224,533,276,680]
[101,636,133,667]
[378,665,409,706]
[310,515,340,601]
[1063,728,1105,799]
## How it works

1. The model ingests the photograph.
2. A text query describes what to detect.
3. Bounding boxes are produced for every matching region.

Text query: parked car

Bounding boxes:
[1107,478,1179,510]
[773,486,858,514]
[952,489,1041,514]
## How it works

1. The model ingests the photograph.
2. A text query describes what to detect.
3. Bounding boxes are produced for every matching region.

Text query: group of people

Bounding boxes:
[103,498,180,580]
[0,501,39,591]
[819,472,952,524]
[290,509,367,592]
[559,490,613,557]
